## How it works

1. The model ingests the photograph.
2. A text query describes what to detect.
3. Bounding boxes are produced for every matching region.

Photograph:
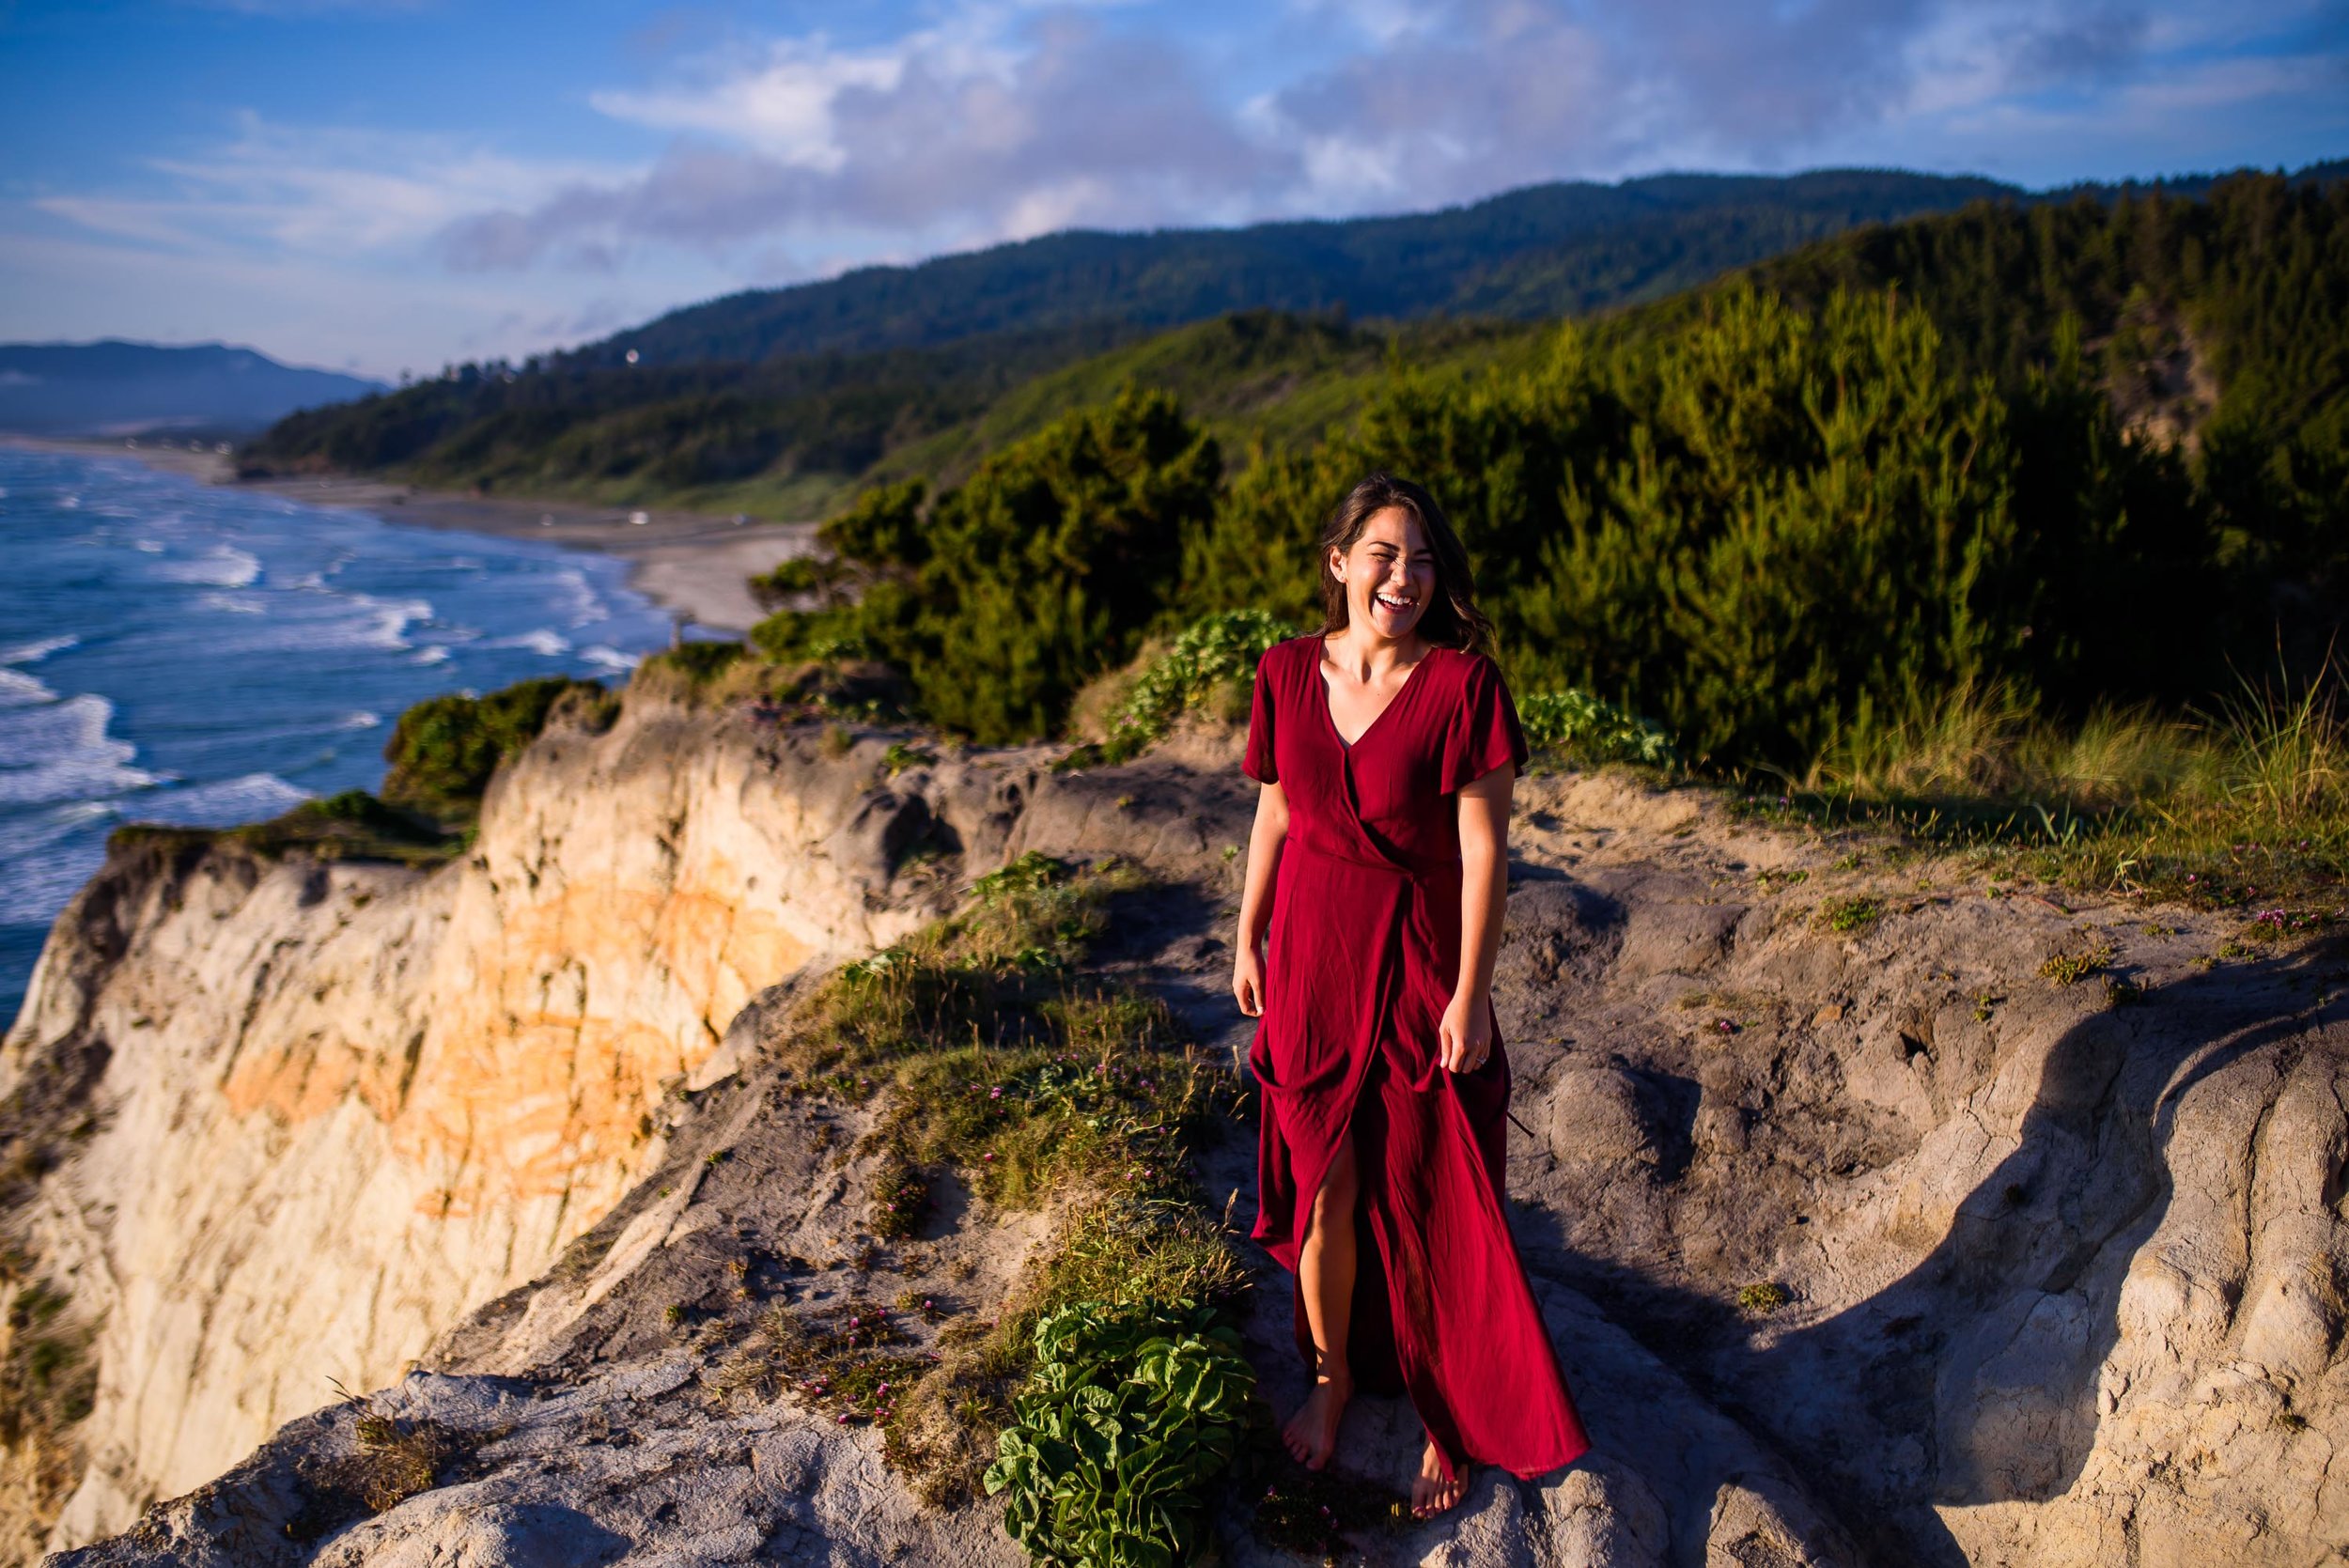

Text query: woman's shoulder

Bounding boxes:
[1437,643,1504,688]
[1263,633,1319,674]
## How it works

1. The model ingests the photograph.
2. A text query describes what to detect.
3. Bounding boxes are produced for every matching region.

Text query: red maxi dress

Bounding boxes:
[1242,633,1589,1485]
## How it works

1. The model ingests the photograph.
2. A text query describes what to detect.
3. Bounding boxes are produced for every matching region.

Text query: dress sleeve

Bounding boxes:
[1242,644,1279,784]
[1439,654,1530,793]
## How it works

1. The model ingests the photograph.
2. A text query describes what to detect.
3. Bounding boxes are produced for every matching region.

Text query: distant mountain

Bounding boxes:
[563,168,2022,369]
[242,158,2344,521]
[0,341,386,437]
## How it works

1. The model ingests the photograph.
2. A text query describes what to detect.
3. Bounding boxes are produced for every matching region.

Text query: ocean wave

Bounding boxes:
[0,694,156,805]
[216,592,433,655]
[0,798,115,862]
[489,628,571,657]
[196,592,268,615]
[0,841,110,924]
[337,710,382,730]
[126,771,310,829]
[413,645,451,665]
[0,635,78,666]
[550,567,612,628]
[0,669,55,709]
[151,544,262,588]
[0,799,117,920]
[581,644,640,672]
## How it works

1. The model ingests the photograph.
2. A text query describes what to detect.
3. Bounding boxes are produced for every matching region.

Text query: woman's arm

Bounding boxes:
[1442,762,1513,1069]
[1232,779,1290,1017]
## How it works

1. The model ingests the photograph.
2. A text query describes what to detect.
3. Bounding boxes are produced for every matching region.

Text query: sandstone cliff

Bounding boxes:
[5,673,2344,1565]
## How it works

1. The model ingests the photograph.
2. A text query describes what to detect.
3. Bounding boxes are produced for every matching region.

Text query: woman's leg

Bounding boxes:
[1281,1136,1359,1468]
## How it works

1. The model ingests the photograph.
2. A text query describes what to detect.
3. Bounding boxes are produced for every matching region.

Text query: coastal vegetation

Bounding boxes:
[728,848,1260,1547]
[106,675,617,867]
[146,170,2349,931]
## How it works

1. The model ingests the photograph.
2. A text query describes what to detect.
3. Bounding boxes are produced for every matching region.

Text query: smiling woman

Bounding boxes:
[1230,472,1589,1518]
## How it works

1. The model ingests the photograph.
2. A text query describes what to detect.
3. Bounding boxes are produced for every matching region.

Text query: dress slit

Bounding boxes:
[1288,1050,1408,1402]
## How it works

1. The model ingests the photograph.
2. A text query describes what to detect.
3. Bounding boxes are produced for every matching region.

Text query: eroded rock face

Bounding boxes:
[0,690,1061,1546]
[8,700,2346,1566]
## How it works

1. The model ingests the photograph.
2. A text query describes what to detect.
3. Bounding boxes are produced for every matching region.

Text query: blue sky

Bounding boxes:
[2,0,2342,380]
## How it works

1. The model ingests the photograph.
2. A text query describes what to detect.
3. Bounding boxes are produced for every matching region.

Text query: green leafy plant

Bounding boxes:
[1518,688,1678,769]
[2039,936,2117,986]
[381,675,611,821]
[984,1299,1254,1568]
[1817,895,1881,934]
[1059,610,1298,770]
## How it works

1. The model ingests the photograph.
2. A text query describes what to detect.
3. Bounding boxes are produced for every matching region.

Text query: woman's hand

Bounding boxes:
[1234,937,1267,1017]
[1439,989,1491,1073]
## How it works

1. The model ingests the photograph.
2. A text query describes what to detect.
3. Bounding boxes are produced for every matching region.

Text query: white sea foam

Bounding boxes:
[489,628,571,657]
[413,645,451,665]
[152,545,261,588]
[0,694,156,805]
[133,539,164,553]
[196,592,268,615]
[0,669,57,709]
[337,710,382,730]
[218,592,432,656]
[130,772,311,829]
[0,801,115,923]
[0,635,78,666]
[550,567,611,628]
[581,644,640,672]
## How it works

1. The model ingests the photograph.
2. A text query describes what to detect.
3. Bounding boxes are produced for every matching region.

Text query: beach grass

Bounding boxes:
[1730,670,2349,915]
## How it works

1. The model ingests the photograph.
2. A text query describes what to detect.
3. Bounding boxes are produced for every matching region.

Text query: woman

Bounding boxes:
[1232,473,1589,1517]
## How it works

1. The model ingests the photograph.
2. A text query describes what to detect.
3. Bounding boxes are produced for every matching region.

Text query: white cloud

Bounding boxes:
[32,112,632,265]
[13,0,2343,374]
[590,35,920,172]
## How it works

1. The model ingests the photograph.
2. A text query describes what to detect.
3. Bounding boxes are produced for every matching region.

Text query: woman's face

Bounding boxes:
[1331,505,1436,642]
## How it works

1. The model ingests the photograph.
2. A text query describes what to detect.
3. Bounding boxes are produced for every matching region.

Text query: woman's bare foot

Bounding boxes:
[1280,1373,1352,1469]
[1410,1438,1467,1517]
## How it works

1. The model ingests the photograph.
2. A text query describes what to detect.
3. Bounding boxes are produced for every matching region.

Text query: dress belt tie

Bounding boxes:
[1288,836,1462,882]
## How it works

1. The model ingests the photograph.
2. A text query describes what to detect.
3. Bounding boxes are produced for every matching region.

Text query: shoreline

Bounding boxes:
[2,435,812,635]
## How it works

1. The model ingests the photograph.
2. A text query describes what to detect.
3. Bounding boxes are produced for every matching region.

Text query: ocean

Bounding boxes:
[0,445,687,1031]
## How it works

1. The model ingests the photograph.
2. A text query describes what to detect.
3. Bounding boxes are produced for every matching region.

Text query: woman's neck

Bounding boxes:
[1323,626,1430,678]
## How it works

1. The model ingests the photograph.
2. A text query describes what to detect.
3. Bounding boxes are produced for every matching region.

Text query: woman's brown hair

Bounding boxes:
[1312,473,1498,658]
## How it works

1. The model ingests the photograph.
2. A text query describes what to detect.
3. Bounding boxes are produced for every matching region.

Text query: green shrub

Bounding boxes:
[1817,895,1881,934]
[984,1300,1253,1568]
[1061,610,1298,769]
[751,387,1221,743]
[643,640,746,688]
[381,675,607,819]
[108,788,460,867]
[1518,688,1678,769]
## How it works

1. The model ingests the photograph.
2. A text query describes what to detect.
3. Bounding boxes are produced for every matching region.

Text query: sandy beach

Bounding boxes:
[4,435,813,634]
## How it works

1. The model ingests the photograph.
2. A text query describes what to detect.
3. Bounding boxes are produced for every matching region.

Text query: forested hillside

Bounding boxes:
[243,165,2031,515]
[238,161,2340,530]
[568,168,2015,367]
[744,166,2346,791]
